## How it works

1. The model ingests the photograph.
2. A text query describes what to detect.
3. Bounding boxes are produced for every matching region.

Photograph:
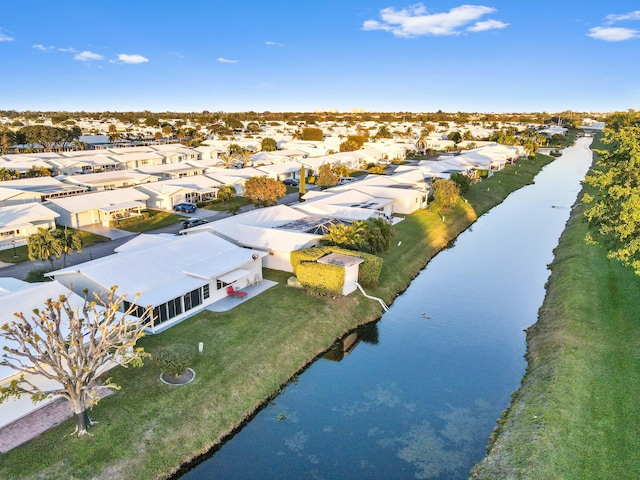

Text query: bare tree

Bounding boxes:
[0,287,152,436]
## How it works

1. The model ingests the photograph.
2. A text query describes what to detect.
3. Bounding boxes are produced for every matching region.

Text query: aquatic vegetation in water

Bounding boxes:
[364,382,403,408]
[285,430,309,452]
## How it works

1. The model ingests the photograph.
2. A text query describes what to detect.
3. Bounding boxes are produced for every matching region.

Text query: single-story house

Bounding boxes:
[296,189,394,222]
[135,174,222,209]
[47,232,266,333]
[0,177,88,207]
[329,176,428,214]
[182,204,329,272]
[0,202,60,250]
[135,161,208,180]
[46,187,149,228]
[59,171,158,191]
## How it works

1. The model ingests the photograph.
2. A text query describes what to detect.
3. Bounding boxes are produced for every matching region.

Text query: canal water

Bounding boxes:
[181,137,594,479]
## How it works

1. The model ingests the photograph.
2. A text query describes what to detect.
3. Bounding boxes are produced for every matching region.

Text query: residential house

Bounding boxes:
[0,177,88,207]
[135,174,221,209]
[60,171,158,191]
[0,202,60,250]
[48,232,266,334]
[46,187,149,228]
[182,204,329,272]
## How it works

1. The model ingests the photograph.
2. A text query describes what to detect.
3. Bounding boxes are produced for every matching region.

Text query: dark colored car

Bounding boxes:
[282,178,299,186]
[181,217,209,229]
[173,203,197,213]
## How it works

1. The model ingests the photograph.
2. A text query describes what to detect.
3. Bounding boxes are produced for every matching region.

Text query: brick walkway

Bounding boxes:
[0,390,113,453]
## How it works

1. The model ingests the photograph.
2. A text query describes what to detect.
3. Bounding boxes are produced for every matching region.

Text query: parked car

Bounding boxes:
[282,178,299,186]
[173,203,197,213]
[181,217,209,229]
[338,177,356,185]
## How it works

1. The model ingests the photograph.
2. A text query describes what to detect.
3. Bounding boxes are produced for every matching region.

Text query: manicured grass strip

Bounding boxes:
[471,155,640,479]
[121,210,186,233]
[0,154,552,480]
[0,228,109,264]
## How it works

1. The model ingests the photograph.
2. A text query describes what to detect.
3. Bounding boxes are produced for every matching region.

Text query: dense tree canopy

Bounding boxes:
[322,218,394,254]
[243,176,286,207]
[316,163,339,189]
[431,179,460,209]
[583,112,640,274]
[301,127,324,141]
[261,137,277,151]
[19,125,81,151]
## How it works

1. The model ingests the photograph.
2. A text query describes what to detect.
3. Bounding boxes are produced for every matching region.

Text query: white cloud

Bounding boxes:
[74,50,104,61]
[0,33,14,42]
[362,3,505,37]
[265,41,284,47]
[57,47,77,53]
[587,26,639,42]
[218,57,238,63]
[605,10,640,24]
[32,44,55,52]
[467,19,508,32]
[114,53,149,64]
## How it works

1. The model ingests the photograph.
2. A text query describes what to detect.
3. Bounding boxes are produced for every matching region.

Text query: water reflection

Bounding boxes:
[323,323,379,362]
[181,138,594,480]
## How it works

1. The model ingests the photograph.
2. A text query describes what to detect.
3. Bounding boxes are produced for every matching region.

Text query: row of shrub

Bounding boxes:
[109,212,149,228]
[290,246,383,296]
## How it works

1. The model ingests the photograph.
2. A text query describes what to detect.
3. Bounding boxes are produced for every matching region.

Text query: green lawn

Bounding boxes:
[0,228,109,265]
[0,154,554,480]
[119,210,186,233]
[471,140,640,479]
[202,197,251,212]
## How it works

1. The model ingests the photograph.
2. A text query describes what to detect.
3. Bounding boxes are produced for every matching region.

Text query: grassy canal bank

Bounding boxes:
[0,154,554,480]
[471,139,640,478]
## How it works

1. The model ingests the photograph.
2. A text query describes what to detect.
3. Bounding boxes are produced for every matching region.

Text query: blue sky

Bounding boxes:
[1,1,639,113]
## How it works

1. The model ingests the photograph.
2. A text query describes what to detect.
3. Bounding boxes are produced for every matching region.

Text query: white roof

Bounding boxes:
[46,187,149,212]
[49,232,261,307]
[0,202,59,228]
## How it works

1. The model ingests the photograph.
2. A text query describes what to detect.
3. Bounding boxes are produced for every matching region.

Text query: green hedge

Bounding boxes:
[297,262,344,296]
[290,246,383,289]
[109,212,149,228]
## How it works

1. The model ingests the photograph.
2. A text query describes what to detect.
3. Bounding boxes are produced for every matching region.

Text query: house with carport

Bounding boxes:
[46,187,149,228]
[135,174,222,209]
[47,232,266,334]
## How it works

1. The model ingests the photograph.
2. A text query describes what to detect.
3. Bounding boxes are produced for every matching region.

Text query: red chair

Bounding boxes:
[226,285,248,299]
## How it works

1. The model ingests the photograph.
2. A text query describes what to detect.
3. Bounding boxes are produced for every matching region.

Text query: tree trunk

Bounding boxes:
[73,409,90,436]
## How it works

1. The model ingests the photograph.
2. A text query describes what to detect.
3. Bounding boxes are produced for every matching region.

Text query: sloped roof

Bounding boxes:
[49,232,259,306]
[46,187,149,212]
[0,202,59,228]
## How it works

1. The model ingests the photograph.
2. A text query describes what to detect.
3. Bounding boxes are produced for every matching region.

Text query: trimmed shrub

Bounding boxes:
[110,212,149,228]
[297,262,344,296]
[291,246,383,289]
[156,344,197,377]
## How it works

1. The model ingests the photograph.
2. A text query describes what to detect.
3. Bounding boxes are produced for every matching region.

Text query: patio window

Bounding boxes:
[203,284,210,299]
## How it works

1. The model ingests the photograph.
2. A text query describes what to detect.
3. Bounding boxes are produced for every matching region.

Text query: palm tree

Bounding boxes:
[55,228,83,268]
[217,152,240,169]
[27,227,62,270]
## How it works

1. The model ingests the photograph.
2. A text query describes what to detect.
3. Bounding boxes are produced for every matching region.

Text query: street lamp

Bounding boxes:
[12,240,18,258]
